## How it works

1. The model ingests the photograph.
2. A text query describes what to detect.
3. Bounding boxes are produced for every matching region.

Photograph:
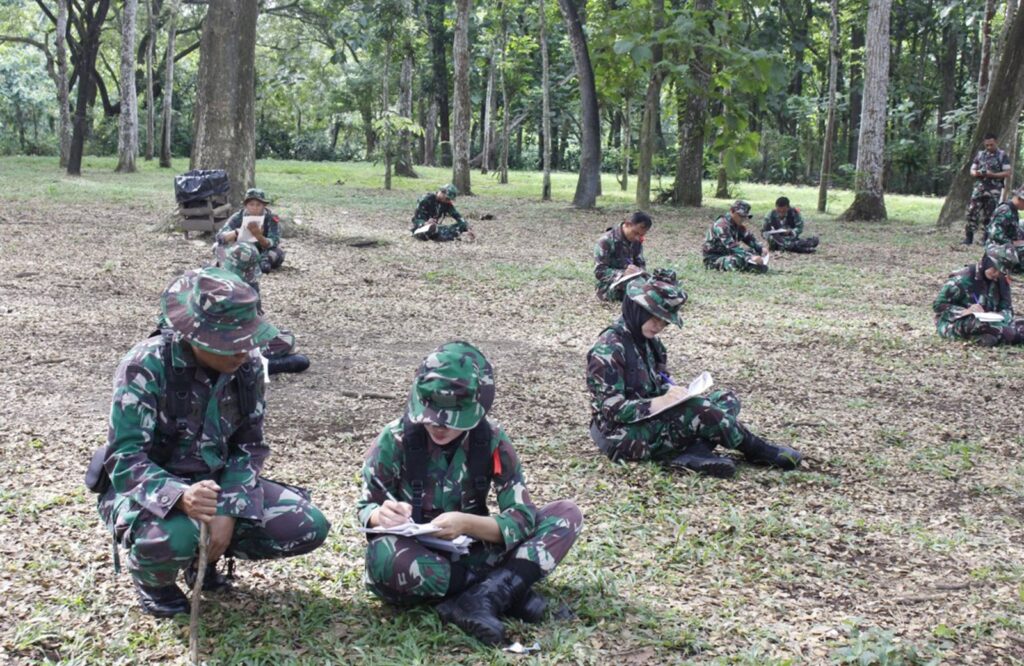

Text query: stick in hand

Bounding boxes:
[190,522,209,666]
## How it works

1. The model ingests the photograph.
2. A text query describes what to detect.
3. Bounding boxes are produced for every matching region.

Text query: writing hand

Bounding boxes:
[374,500,413,527]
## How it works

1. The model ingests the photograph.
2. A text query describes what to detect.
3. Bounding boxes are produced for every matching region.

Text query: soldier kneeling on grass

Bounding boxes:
[410,184,475,242]
[933,243,1024,347]
[356,341,582,646]
[702,200,769,273]
[217,188,286,273]
[586,275,801,478]
[761,196,819,253]
[87,267,329,617]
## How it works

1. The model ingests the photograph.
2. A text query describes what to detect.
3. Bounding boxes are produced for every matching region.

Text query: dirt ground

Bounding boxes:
[2,187,1024,664]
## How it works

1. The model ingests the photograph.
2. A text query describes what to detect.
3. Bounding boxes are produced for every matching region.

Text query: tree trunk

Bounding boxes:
[990,0,1018,93]
[840,0,891,221]
[190,0,258,208]
[481,49,495,174]
[978,0,996,111]
[68,0,112,176]
[427,0,451,166]
[424,99,438,165]
[144,0,155,160]
[396,49,418,177]
[557,0,601,208]
[540,0,552,200]
[847,24,864,165]
[159,0,179,167]
[116,0,139,173]
[817,0,840,212]
[56,0,71,167]
[672,0,712,207]
[452,0,472,194]
[715,156,728,199]
[383,40,393,190]
[938,5,1024,227]
[936,19,958,182]
[499,17,510,184]
[620,97,631,191]
[636,0,664,209]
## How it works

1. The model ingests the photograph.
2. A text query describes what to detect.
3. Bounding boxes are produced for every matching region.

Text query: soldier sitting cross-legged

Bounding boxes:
[933,243,1024,347]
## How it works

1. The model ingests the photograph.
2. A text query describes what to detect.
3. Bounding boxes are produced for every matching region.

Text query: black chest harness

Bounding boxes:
[607,327,666,400]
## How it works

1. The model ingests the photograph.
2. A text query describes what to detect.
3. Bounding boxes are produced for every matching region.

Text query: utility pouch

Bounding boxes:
[84,446,111,494]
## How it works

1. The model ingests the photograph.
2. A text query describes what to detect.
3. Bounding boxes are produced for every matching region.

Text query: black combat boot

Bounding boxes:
[436,568,533,645]
[737,428,802,470]
[667,440,736,478]
[962,227,974,245]
[259,258,273,274]
[184,558,233,592]
[505,588,547,623]
[132,578,189,617]
[267,354,310,375]
[976,333,1000,347]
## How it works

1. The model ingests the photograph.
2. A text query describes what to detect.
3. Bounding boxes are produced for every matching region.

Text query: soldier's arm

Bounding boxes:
[932,277,969,319]
[491,428,538,551]
[105,353,191,520]
[593,237,620,284]
[586,340,657,423]
[263,213,281,248]
[216,211,243,243]
[743,229,764,254]
[793,210,805,236]
[634,245,647,269]
[217,370,270,521]
[761,213,773,236]
[356,423,403,527]
[411,197,433,228]
[448,204,468,232]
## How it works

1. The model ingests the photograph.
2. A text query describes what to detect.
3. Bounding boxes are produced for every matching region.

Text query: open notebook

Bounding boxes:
[640,371,714,420]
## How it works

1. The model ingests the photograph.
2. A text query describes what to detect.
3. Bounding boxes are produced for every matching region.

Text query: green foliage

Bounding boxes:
[831,624,943,666]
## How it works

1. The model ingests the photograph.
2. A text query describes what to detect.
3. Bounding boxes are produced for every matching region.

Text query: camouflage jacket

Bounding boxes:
[702,215,763,257]
[411,193,467,234]
[586,318,671,429]
[356,418,536,552]
[985,201,1023,246]
[761,208,804,238]
[932,264,1012,324]
[218,209,281,249]
[104,333,268,522]
[593,224,646,301]
[971,149,1011,195]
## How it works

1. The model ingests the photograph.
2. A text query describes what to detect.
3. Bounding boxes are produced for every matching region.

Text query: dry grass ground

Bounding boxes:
[1,157,1023,664]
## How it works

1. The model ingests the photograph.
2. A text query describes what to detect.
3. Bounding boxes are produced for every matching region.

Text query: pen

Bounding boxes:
[371,474,399,503]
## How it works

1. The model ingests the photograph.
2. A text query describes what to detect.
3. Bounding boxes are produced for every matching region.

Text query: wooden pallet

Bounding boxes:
[177,194,232,236]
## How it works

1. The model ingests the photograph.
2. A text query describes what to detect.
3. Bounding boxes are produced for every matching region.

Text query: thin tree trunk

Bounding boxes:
[673,0,712,206]
[540,0,552,200]
[427,0,451,166]
[383,40,393,190]
[116,0,139,173]
[481,48,495,174]
[190,0,258,208]
[499,16,509,184]
[620,97,631,191]
[396,47,418,177]
[144,0,155,160]
[978,0,996,111]
[840,0,892,221]
[715,155,728,199]
[424,99,438,165]
[636,0,664,208]
[938,5,1024,227]
[68,0,113,176]
[817,0,840,212]
[452,0,472,194]
[847,25,864,165]
[56,0,71,167]
[159,0,178,167]
[557,0,601,208]
[936,19,958,180]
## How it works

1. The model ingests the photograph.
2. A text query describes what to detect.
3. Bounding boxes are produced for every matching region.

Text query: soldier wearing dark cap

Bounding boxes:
[586,276,801,478]
[762,197,819,253]
[702,200,769,272]
[92,268,329,617]
[410,184,474,241]
[964,134,1012,245]
[356,341,582,646]
[933,244,1024,347]
[218,188,285,273]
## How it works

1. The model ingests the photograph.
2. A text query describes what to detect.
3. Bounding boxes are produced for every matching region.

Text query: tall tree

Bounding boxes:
[159,0,179,167]
[673,0,713,207]
[635,0,664,208]
[116,0,140,173]
[557,0,601,208]
[977,0,996,111]
[846,24,864,164]
[938,4,1024,227]
[452,0,472,194]
[55,0,71,167]
[498,10,509,184]
[817,0,840,212]
[481,46,496,174]
[144,0,155,161]
[539,0,552,200]
[840,0,892,221]
[190,0,258,207]
[426,0,451,166]
[67,0,112,176]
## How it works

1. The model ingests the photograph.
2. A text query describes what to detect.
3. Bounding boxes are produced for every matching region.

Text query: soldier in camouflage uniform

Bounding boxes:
[410,184,474,242]
[356,341,582,646]
[762,196,819,253]
[586,276,801,478]
[213,242,310,374]
[984,188,1024,248]
[593,211,651,302]
[218,188,285,273]
[702,200,769,273]
[933,243,1024,347]
[964,134,1012,245]
[95,268,329,617]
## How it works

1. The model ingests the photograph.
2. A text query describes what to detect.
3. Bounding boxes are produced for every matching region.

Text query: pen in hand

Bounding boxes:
[371,474,413,525]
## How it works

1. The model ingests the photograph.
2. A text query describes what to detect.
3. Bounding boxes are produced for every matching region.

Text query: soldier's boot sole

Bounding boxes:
[133,579,189,618]
[668,453,737,479]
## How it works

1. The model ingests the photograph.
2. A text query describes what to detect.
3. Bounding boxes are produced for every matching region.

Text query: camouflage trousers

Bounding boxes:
[363,500,583,605]
[98,479,330,587]
[703,252,768,273]
[936,314,1024,346]
[966,190,999,236]
[594,389,745,462]
[768,236,818,254]
[413,225,463,242]
[261,247,286,271]
[263,330,297,358]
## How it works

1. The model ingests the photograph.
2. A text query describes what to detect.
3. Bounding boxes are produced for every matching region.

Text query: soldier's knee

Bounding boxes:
[133,513,199,564]
[547,500,584,530]
[305,505,331,550]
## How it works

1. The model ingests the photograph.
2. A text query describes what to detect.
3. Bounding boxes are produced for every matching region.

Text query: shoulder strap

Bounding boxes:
[156,330,192,465]
[464,420,492,517]
[234,359,261,426]
[401,418,428,524]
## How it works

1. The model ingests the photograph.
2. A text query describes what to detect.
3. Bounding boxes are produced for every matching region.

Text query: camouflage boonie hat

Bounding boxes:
[243,188,270,204]
[406,341,495,430]
[984,243,1020,275]
[730,200,753,218]
[440,184,458,199]
[161,267,278,355]
[626,276,688,328]
[215,241,262,285]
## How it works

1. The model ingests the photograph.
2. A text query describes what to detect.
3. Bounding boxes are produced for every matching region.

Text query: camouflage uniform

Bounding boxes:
[984,200,1023,247]
[98,269,329,588]
[933,245,1023,345]
[593,224,646,302]
[357,342,582,605]
[761,208,818,253]
[702,211,767,273]
[967,148,1011,238]
[217,188,285,270]
[411,185,469,242]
